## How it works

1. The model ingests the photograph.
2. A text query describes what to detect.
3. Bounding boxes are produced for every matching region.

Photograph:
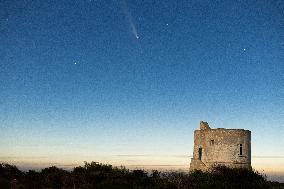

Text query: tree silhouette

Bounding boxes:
[0,162,283,189]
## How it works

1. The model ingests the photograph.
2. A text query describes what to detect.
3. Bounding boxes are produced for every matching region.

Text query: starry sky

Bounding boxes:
[0,0,284,180]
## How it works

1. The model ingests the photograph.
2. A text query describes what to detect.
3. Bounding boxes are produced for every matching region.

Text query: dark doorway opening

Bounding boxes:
[198,147,202,160]
[240,144,243,155]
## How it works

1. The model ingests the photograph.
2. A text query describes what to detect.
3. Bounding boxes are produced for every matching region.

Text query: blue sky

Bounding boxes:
[0,0,284,180]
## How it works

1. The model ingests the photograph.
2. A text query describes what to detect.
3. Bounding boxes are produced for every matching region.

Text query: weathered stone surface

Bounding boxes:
[200,121,210,130]
[189,121,251,171]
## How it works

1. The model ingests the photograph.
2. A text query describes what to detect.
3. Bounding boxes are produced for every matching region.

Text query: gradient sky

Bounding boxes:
[0,0,284,181]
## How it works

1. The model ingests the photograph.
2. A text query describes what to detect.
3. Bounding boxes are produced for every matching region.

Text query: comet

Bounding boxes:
[121,0,139,39]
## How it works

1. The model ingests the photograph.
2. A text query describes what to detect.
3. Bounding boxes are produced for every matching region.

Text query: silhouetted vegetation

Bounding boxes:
[0,162,283,189]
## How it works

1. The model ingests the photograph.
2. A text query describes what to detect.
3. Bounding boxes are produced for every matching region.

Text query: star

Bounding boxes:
[243,48,246,51]
[74,62,77,65]
[166,23,169,26]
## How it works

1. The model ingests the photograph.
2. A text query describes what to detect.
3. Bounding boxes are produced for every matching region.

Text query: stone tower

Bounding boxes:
[189,121,251,171]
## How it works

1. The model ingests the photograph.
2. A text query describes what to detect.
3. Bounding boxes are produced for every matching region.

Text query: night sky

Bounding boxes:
[1,0,284,179]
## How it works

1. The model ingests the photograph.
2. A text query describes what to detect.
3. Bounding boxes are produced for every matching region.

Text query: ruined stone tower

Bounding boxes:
[189,121,251,171]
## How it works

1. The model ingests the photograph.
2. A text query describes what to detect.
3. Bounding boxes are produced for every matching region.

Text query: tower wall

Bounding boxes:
[190,121,251,171]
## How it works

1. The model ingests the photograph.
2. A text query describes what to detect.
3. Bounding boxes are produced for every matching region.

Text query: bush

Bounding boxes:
[0,162,283,189]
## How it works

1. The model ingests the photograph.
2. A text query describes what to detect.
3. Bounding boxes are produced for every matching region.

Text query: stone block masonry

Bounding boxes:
[189,121,251,171]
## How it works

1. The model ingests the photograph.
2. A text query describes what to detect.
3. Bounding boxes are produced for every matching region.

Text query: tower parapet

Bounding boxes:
[200,121,210,130]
